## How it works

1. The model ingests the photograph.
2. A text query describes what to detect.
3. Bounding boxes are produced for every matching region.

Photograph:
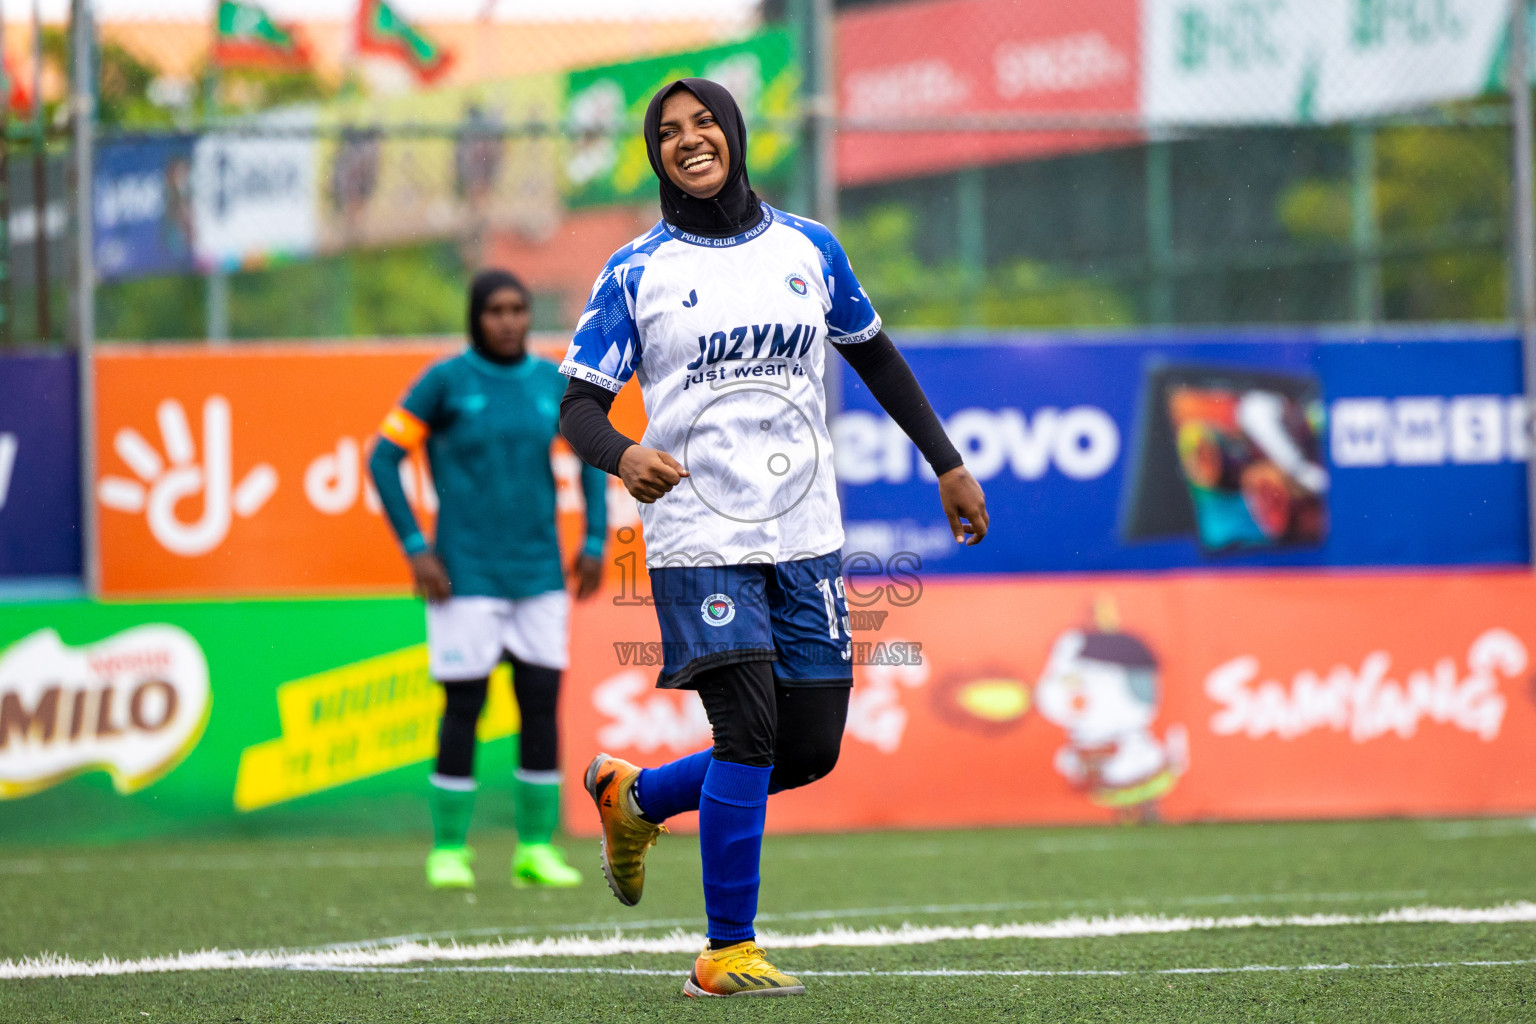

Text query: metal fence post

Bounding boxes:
[802,0,842,438]
[1350,123,1381,324]
[1,2,12,348]
[956,166,985,313]
[1145,137,1173,325]
[1512,0,1536,570]
[33,0,50,342]
[809,0,836,229]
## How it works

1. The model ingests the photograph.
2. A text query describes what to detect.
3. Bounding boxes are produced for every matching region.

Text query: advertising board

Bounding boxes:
[837,0,1140,185]
[561,570,1536,833]
[838,330,1530,573]
[0,352,81,581]
[93,340,639,596]
[0,598,522,843]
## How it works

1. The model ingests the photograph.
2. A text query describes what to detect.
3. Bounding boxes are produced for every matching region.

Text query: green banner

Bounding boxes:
[564,29,801,209]
[0,599,521,844]
[1144,0,1513,126]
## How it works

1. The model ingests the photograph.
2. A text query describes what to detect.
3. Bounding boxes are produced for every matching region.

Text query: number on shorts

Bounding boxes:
[815,576,851,641]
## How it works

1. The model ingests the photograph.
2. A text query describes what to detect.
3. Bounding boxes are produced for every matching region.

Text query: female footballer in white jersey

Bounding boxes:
[559,78,987,998]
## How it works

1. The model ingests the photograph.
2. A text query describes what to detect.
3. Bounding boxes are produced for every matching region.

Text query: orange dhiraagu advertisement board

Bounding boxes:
[94,341,646,596]
[560,571,1536,833]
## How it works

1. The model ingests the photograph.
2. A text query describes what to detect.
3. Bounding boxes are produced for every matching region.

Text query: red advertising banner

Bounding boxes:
[836,0,1141,186]
[561,571,1536,832]
[93,341,645,597]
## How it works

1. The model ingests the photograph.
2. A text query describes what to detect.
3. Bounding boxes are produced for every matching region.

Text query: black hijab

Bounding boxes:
[467,268,528,365]
[643,78,763,238]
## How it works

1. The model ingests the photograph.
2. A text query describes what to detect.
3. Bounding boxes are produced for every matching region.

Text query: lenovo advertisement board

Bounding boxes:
[837,329,1529,574]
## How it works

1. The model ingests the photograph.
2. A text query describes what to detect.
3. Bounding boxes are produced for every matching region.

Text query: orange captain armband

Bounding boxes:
[379,406,429,449]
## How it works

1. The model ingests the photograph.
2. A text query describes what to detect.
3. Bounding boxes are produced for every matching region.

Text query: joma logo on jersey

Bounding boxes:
[686,323,821,370]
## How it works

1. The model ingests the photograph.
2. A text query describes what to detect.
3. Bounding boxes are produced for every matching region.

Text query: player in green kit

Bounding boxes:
[370,269,608,890]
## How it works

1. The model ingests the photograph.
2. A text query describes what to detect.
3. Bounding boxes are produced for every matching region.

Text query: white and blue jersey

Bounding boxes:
[559,204,881,569]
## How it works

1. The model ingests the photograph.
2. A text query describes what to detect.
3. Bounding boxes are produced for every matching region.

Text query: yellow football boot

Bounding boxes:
[683,941,805,998]
[583,752,666,906]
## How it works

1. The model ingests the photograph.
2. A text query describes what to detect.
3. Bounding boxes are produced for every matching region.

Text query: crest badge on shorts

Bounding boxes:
[701,594,736,627]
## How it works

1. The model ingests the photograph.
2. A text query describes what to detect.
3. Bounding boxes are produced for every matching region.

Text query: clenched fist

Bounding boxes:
[618,445,690,503]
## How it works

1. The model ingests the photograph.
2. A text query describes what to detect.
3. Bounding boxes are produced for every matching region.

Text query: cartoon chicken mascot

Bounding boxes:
[1034,600,1188,821]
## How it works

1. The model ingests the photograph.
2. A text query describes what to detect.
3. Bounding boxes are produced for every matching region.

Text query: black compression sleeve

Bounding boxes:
[559,377,637,477]
[833,330,964,476]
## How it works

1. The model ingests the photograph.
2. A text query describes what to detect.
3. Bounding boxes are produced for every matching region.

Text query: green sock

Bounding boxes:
[513,771,561,845]
[429,775,476,849]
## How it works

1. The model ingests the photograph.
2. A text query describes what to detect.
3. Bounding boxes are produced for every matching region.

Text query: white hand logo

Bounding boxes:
[97,396,278,557]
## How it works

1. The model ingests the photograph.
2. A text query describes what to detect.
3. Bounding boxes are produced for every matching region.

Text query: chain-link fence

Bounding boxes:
[1,0,1532,345]
[834,0,1527,329]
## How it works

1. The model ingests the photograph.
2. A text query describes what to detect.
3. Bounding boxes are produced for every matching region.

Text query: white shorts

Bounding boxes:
[426,591,571,680]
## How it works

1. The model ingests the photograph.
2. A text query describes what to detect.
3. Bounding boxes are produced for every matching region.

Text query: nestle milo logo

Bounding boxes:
[1352,0,1466,50]
[1175,1,1286,72]
[0,625,211,799]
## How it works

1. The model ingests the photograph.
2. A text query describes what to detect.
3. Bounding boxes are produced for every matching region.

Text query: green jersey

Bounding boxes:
[370,349,607,600]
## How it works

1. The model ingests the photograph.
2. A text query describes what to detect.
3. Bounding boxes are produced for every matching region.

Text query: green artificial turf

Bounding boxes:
[3,818,1534,1022]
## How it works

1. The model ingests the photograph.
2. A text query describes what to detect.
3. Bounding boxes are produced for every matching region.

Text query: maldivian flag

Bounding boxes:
[214,0,313,71]
[3,53,33,114]
[354,0,453,85]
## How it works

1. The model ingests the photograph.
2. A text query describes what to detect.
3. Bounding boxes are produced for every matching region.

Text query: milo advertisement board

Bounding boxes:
[564,29,800,208]
[0,600,520,844]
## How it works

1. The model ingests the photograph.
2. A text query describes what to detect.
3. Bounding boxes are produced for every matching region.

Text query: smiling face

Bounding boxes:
[657,88,730,199]
[478,286,531,360]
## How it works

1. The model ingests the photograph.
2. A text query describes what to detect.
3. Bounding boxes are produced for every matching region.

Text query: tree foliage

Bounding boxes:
[839,204,1135,329]
[1277,121,1511,321]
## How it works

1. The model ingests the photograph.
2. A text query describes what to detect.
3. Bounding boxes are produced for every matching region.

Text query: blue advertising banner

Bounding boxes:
[836,329,1530,573]
[94,136,197,282]
[0,353,81,579]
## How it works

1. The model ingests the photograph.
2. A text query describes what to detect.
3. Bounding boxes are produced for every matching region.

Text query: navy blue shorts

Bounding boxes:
[649,550,853,689]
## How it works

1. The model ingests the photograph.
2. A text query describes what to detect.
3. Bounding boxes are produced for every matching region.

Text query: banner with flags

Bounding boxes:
[354,0,453,85]
[213,0,313,72]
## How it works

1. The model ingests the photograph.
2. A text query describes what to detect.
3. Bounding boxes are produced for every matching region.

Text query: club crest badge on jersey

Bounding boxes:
[701,594,736,627]
[785,274,809,297]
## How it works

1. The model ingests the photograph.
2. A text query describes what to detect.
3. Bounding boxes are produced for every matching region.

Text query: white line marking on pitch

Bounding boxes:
[293,958,1536,979]
[5,902,1534,980]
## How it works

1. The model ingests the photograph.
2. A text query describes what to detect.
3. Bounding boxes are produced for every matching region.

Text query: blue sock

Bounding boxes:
[634,750,712,822]
[699,758,772,945]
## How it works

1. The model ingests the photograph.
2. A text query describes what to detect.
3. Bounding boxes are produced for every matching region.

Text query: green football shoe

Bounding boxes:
[425,845,475,889]
[512,842,583,888]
